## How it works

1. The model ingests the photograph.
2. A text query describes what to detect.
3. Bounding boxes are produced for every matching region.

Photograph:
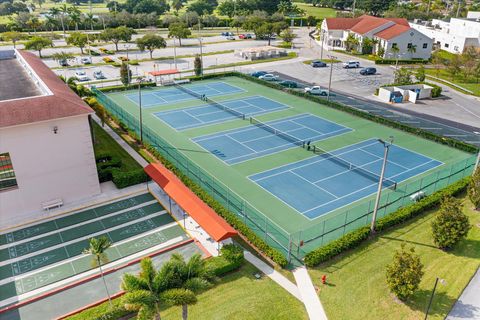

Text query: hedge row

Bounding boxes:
[304,177,470,267]
[111,168,149,189]
[375,59,429,65]
[97,82,156,93]
[144,142,289,267]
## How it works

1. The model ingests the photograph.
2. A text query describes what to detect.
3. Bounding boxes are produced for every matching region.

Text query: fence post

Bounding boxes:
[433,171,441,191]
[343,211,349,234]
[287,235,292,264]
[446,164,454,185]
[264,216,268,240]
[320,221,326,246]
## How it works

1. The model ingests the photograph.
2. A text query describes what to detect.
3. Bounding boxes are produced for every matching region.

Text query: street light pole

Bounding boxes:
[320,29,325,60]
[424,278,445,319]
[370,136,394,234]
[173,37,178,70]
[198,18,204,76]
[125,44,131,85]
[327,54,336,101]
[137,77,144,143]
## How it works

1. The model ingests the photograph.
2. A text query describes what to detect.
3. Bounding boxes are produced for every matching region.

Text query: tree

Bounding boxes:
[194,54,202,76]
[172,0,184,13]
[84,13,97,31]
[357,0,396,16]
[1,31,24,48]
[24,36,52,58]
[120,62,132,86]
[468,168,480,209]
[125,0,169,14]
[345,33,359,52]
[66,32,88,54]
[188,0,218,15]
[370,38,379,55]
[385,244,424,300]
[59,4,69,35]
[52,51,75,65]
[280,28,295,44]
[68,6,82,31]
[306,15,316,27]
[26,16,41,34]
[231,15,246,35]
[407,44,417,57]
[361,37,373,54]
[101,26,134,51]
[136,34,166,59]
[122,258,170,320]
[447,54,462,80]
[431,196,471,249]
[162,289,197,320]
[83,237,113,306]
[168,22,191,46]
[416,65,426,82]
[394,67,413,84]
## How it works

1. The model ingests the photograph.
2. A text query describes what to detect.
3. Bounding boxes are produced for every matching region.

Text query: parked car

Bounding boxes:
[311,60,327,68]
[342,61,360,68]
[58,59,69,67]
[221,32,234,36]
[239,33,253,39]
[75,70,90,82]
[279,80,298,88]
[93,70,106,79]
[80,57,92,64]
[359,67,377,75]
[259,74,279,81]
[304,86,334,96]
[226,36,235,40]
[250,71,268,78]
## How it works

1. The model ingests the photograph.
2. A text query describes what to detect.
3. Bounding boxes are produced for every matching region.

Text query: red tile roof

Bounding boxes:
[374,24,411,40]
[324,18,361,30]
[325,15,411,36]
[0,50,93,128]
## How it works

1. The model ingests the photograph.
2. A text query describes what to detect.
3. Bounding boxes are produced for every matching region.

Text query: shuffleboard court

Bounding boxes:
[125,81,245,107]
[250,139,443,219]
[154,96,289,131]
[193,114,352,165]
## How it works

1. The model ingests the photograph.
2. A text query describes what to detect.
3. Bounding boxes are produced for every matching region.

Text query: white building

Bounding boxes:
[321,15,433,60]
[0,50,101,227]
[410,12,480,54]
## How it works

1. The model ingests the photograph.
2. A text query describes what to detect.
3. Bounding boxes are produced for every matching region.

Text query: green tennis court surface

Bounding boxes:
[100,76,475,260]
[0,193,193,303]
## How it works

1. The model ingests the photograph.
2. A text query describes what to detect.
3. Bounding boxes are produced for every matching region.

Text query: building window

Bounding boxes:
[0,153,17,191]
[423,43,428,49]
[407,43,413,49]
[445,43,449,48]
[392,43,398,49]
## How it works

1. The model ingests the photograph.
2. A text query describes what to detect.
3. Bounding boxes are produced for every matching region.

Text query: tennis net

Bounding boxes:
[311,145,397,189]
[174,82,203,99]
[250,117,305,147]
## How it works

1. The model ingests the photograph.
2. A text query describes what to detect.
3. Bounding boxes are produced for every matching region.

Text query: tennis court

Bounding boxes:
[250,139,443,219]
[0,193,192,303]
[192,114,352,165]
[154,96,289,131]
[125,81,245,107]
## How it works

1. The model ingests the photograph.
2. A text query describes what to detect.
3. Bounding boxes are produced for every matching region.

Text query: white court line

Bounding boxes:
[0,210,167,267]
[0,200,158,250]
[291,171,339,199]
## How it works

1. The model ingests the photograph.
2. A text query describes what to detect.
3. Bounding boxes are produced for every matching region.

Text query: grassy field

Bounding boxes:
[309,195,480,320]
[424,69,480,96]
[296,3,337,19]
[92,121,142,172]
[68,262,307,320]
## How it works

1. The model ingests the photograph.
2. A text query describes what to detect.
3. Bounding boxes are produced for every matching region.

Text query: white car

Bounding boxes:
[304,86,334,96]
[342,61,360,68]
[80,57,92,64]
[258,74,278,81]
[75,70,90,82]
[93,70,106,79]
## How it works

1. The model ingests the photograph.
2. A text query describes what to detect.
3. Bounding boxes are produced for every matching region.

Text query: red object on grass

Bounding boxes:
[322,275,327,284]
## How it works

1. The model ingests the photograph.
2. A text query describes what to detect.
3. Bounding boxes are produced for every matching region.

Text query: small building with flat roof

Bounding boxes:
[0,50,100,227]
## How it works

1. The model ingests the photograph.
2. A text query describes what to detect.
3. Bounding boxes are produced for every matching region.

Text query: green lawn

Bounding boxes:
[309,195,480,320]
[92,121,142,172]
[424,69,480,96]
[296,3,337,19]
[68,262,307,320]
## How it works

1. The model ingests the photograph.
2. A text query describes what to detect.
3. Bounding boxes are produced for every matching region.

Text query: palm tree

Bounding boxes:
[407,44,417,58]
[68,6,82,31]
[84,13,96,31]
[59,4,69,36]
[122,258,171,320]
[161,289,197,320]
[171,0,184,14]
[391,45,400,69]
[371,38,379,55]
[83,237,113,307]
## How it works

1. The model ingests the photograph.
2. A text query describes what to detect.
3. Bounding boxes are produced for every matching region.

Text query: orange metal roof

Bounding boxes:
[145,163,238,242]
[148,69,179,76]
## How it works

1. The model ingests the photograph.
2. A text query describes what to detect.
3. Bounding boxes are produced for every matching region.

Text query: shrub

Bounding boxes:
[221,244,244,264]
[304,177,470,267]
[375,59,428,65]
[431,196,471,249]
[385,244,424,300]
[206,254,243,276]
[468,168,480,209]
[111,168,149,189]
[428,82,442,97]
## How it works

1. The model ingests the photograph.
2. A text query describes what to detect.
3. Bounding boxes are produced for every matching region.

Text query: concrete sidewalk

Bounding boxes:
[446,267,480,320]
[294,266,328,320]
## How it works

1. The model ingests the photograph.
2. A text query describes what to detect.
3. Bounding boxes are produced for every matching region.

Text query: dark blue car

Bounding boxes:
[250,71,268,78]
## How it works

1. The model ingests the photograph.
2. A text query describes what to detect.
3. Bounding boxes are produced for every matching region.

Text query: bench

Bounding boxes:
[173,79,190,85]
[410,191,426,202]
[42,198,63,211]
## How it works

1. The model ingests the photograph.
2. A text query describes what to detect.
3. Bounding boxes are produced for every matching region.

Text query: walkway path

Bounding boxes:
[446,267,480,320]
[294,266,328,320]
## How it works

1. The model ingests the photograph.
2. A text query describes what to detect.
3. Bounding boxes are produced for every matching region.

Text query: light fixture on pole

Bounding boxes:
[424,277,446,319]
[327,54,336,101]
[125,44,131,84]
[137,77,145,143]
[370,136,394,234]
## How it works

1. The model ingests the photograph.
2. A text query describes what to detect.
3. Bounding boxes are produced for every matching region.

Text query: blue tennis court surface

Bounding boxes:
[193,114,352,165]
[154,96,289,130]
[125,81,244,107]
[250,139,443,219]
